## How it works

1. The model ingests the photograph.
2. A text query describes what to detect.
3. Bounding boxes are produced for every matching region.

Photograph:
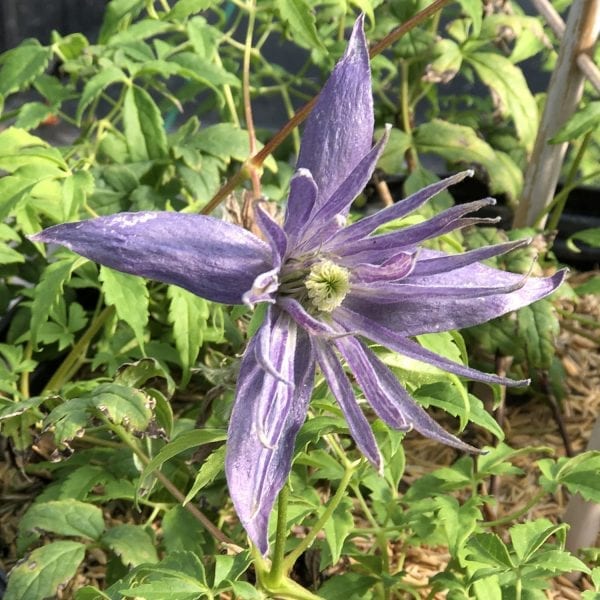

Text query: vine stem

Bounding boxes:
[281,459,358,572]
[42,305,115,394]
[242,0,261,198]
[107,419,240,550]
[201,0,452,216]
[265,483,290,587]
[485,490,547,527]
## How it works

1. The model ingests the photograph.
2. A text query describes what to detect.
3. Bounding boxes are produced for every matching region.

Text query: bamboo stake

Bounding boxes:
[513,0,600,228]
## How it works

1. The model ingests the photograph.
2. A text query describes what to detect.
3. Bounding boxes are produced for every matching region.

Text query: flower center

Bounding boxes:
[304,260,350,312]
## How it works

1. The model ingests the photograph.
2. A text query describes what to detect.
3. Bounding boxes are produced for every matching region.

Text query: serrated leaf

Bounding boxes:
[91,382,153,430]
[19,500,105,542]
[424,38,462,83]
[509,519,564,562]
[527,549,589,574]
[119,579,207,600]
[76,65,127,123]
[465,50,538,150]
[123,85,168,162]
[5,541,86,600]
[276,0,326,52]
[0,241,25,264]
[168,285,208,386]
[323,497,354,564]
[183,444,225,504]
[414,119,522,198]
[58,465,110,500]
[102,524,158,566]
[74,586,112,600]
[14,102,55,130]
[99,265,149,350]
[457,0,483,36]
[31,256,85,347]
[162,506,207,556]
[108,19,173,45]
[517,300,558,370]
[0,42,52,96]
[115,357,175,395]
[167,0,214,21]
[317,572,378,599]
[213,552,251,588]
[376,128,412,174]
[466,533,514,569]
[550,101,600,143]
[137,428,227,494]
[62,170,94,221]
[98,0,146,43]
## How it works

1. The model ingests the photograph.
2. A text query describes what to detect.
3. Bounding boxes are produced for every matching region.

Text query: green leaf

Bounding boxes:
[102,524,158,566]
[322,497,354,565]
[115,357,175,396]
[74,586,112,600]
[276,0,326,52]
[550,101,600,143]
[509,519,564,562]
[90,383,153,430]
[423,38,462,83]
[98,0,145,43]
[0,42,52,96]
[554,452,600,502]
[465,50,538,150]
[183,444,225,504]
[414,119,522,198]
[99,265,149,350]
[14,102,54,130]
[516,299,559,370]
[570,228,600,249]
[168,285,209,386]
[108,19,173,45]
[167,0,214,21]
[62,170,94,221]
[376,128,412,174]
[76,65,127,123]
[31,255,85,347]
[527,549,589,574]
[317,572,378,599]
[162,506,208,556]
[122,85,168,161]
[457,0,483,36]
[4,541,86,600]
[138,428,227,493]
[466,533,514,569]
[0,241,25,264]
[19,499,105,542]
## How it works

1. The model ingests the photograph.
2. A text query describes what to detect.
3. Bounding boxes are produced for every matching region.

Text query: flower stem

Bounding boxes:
[202,0,452,215]
[266,483,290,586]
[282,459,358,572]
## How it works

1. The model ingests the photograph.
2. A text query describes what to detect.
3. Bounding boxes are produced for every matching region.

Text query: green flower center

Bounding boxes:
[304,260,350,312]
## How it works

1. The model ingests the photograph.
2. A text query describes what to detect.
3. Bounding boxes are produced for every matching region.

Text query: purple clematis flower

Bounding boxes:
[32,16,564,554]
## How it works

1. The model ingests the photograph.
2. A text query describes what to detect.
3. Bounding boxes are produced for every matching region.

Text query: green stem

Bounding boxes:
[19,342,33,399]
[203,0,452,215]
[546,131,592,231]
[42,305,115,394]
[106,419,238,549]
[282,460,358,572]
[485,490,546,527]
[266,484,290,587]
[400,60,418,172]
[556,307,600,329]
[214,52,240,128]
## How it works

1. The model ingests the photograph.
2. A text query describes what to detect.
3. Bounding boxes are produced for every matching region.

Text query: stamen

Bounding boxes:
[304,260,350,312]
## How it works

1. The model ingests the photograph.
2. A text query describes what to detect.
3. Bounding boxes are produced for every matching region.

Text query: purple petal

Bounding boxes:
[334,306,527,387]
[330,170,474,246]
[284,168,318,240]
[328,198,498,260]
[278,296,338,336]
[342,268,566,337]
[349,270,531,304]
[31,212,273,305]
[411,239,531,277]
[255,203,287,262]
[334,336,481,453]
[298,127,391,246]
[296,15,373,207]
[314,340,382,471]
[351,251,415,284]
[226,311,315,554]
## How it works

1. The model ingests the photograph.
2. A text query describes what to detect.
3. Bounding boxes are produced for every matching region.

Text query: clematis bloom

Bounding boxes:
[32,16,565,554]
